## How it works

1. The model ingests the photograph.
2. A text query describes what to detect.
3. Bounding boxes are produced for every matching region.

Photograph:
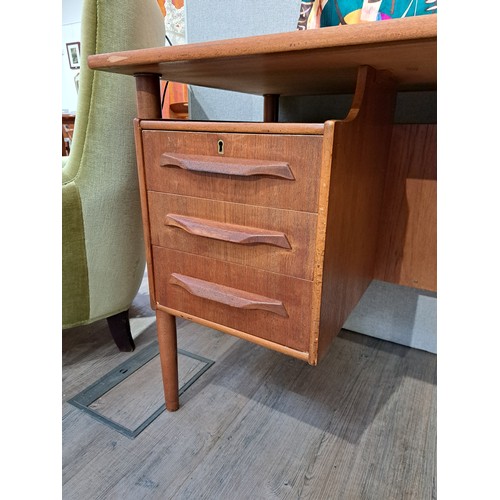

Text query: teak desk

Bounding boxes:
[89,15,437,411]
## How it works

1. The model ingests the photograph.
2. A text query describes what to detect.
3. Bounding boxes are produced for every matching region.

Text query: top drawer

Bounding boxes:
[142,130,324,212]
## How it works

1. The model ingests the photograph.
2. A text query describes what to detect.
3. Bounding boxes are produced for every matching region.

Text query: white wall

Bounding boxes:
[62,0,83,113]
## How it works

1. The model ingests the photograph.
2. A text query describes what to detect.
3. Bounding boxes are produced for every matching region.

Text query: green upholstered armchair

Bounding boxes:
[62,0,165,351]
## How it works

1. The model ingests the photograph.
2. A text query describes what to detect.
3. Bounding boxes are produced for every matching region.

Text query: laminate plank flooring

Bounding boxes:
[62,273,436,500]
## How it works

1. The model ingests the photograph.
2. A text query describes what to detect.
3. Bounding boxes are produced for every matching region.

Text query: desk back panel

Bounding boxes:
[375,124,437,292]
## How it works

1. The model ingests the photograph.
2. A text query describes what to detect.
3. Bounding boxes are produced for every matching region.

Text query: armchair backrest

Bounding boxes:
[64,0,165,184]
[62,0,165,327]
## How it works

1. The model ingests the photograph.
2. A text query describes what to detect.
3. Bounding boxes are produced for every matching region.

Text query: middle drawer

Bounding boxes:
[148,192,317,281]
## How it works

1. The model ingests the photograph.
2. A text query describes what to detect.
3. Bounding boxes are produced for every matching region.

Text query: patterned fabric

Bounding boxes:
[297,0,328,30]
[297,0,437,29]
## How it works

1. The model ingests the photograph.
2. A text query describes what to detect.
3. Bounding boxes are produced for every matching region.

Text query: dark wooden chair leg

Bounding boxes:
[106,310,135,352]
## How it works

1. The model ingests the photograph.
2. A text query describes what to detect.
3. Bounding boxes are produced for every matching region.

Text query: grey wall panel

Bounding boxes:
[186,0,302,122]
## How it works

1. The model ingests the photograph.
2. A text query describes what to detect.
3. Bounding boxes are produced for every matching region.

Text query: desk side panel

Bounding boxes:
[134,119,157,309]
[316,67,397,362]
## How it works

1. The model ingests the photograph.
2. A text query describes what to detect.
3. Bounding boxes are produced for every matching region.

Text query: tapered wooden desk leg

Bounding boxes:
[263,94,279,122]
[134,73,162,119]
[155,309,179,411]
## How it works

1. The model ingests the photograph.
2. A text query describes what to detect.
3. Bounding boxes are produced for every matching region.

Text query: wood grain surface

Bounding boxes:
[153,246,314,353]
[147,191,317,280]
[142,129,324,213]
[314,67,397,362]
[88,16,436,96]
[375,124,437,291]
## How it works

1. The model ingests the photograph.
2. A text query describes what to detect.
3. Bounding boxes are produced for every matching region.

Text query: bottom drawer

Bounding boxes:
[152,247,313,352]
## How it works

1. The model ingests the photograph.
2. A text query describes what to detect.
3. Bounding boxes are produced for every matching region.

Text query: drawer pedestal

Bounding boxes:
[134,67,397,410]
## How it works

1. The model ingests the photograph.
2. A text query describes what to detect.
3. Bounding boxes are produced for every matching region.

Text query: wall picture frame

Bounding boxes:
[66,42,81,69]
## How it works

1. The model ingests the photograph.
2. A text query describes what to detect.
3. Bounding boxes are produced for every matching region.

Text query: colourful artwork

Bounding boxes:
[297,0,437,30]
[157,0,166,17]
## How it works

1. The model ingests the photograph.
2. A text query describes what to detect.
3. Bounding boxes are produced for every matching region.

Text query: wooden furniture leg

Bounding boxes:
[134,73,181,411]
[156,309,179,411]
[263,94,279,122]
[106,309,135,352]
[134,73,162,119]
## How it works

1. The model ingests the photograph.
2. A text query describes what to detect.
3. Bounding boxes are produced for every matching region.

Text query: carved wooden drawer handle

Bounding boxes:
[169,273,288,317]
[160,153,295,180]
[165,214,291,249]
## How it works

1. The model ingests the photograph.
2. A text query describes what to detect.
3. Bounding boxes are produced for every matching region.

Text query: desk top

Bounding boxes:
[88,15,436,96]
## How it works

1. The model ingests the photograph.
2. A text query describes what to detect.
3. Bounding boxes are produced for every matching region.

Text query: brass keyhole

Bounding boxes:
[217,139,224,155]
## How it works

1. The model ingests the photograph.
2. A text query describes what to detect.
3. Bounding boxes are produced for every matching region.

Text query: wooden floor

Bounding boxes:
[62,274,436,499]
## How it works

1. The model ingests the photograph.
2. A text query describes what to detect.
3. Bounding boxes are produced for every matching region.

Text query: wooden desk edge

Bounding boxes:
[88,15,436,73]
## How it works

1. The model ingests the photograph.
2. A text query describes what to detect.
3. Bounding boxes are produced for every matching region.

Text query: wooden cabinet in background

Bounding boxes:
[62,113,75,156]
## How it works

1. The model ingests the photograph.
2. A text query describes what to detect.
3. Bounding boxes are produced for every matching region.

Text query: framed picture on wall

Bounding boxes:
[66,42,81,69]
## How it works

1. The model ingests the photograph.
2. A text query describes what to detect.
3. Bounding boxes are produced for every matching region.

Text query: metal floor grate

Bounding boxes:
[68,341,214,438]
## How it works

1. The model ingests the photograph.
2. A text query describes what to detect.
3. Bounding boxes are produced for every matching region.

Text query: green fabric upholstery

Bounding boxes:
[62,0,165,329]
[62,182,89,325]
